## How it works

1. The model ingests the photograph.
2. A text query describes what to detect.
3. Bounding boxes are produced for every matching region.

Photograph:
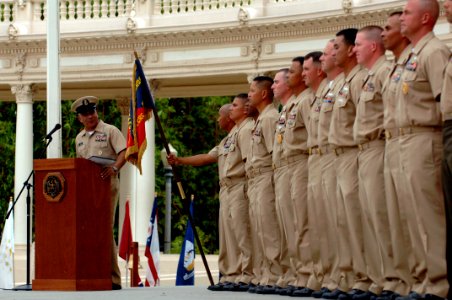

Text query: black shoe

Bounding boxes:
[354,291,378,300]
[248,284,260,293]
[313,288,332,298]
[112,283,122,290]
[323,289,348,299]
[339,289,366,300]
[276,286,289,295]
[425,294,446,300]
[292,287,314,297]
[396,292,425,300]
[377,290,401,300]
[223,282,250,292]
[207,282,228,291]
[256,285,277,294]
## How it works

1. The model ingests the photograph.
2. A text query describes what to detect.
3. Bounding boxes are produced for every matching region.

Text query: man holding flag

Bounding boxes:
[72,95,126,290]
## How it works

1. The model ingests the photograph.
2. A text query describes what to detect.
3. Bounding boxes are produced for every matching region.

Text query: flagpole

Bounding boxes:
[133,52,214,286]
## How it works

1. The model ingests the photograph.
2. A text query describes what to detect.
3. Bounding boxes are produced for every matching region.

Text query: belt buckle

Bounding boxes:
[358,144,363,151]
[399,127,404,136]
[385,130,391,140]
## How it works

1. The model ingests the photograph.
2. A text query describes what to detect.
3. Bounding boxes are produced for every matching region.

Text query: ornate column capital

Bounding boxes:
[11,84,37,104]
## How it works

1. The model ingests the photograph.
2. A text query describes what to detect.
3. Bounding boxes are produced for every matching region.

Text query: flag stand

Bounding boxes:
[132,51,214,286]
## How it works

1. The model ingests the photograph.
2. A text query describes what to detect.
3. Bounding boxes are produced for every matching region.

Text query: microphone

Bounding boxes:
[45,123,62,139]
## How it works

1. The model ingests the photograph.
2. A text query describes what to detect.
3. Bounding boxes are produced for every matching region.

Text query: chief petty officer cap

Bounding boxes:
[71,96,98,114]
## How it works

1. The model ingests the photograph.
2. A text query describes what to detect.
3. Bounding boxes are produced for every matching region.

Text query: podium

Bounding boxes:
[33,158,112,291]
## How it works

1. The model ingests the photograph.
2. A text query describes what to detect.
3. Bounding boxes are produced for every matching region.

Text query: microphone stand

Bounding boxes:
[5,137,54,291]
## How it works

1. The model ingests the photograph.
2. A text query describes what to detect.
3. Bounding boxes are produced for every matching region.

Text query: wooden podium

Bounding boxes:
[33,158,112,291]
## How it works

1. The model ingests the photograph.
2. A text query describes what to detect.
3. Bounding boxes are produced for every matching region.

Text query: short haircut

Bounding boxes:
[235,93,249,103]
[277,68,289,75]
[219,103,231,116]
[304,51,323,66]
[253,76,274,100]
[336,28,358,46]
[359,25,384,43]
[292,56,304,65]
[419,0,439,23]
[389,10,402,17]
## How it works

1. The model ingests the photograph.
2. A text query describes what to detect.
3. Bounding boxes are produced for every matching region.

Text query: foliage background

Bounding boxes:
[0,96,231,254]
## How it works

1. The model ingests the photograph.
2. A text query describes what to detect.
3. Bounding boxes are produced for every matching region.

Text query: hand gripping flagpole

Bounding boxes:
[133,52,214,286]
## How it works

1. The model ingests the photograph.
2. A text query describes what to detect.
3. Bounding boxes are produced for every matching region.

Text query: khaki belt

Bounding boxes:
[219,176,244,188]
[333,146,358,156]
[308,146,320,155]
[247,166,273,179]
[272,152,308,169]
[318,144,334,155]
[358,139,385,151]
[398,126,441,136]
[385,128,399,140]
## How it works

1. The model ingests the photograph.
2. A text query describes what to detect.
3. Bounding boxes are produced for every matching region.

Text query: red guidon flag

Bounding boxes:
[125,57,155,174]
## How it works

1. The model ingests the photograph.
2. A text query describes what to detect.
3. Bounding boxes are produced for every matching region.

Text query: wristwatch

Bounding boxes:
[112,166,119,173]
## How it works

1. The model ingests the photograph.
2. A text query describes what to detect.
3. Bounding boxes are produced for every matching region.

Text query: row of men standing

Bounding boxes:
[169,0,452,299]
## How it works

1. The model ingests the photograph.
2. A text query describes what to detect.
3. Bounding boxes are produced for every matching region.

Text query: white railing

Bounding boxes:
[155,0,252,14]
[0,0,14,22]
[0,0,135,22]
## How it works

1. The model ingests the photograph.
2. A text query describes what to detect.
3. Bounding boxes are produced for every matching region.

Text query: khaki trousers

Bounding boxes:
[319,149,341,291]
[289,156,318,289]
[399,131,449,297]
[307,152,327,290]
[358,142,393,295]
[274,164,297,287]
[218,186,241,283]
[225,181,253,284]
[384,137,413,295]
[247,176,263,285]
[111,176,121,286]
[334,147,370,292]
[248,171,283,286]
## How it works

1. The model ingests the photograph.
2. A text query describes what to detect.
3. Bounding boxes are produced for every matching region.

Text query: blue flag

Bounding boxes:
[175,202,195,285]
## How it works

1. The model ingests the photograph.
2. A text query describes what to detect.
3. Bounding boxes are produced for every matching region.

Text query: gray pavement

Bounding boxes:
[0,286,299,300]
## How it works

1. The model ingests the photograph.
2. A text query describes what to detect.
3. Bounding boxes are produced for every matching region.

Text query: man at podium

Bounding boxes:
[71,95,126,290]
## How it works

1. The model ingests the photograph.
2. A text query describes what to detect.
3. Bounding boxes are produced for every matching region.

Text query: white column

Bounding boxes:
[117,98,135,241]
[11,84,35,245]
[135,117,155,246]
[46,0,62,158]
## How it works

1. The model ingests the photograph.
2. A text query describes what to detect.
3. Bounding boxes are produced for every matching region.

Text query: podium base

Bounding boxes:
[13,284,32,291]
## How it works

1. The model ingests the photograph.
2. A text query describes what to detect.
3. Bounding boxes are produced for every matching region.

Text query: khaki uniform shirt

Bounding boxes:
[397,32,450,128]
[306,79,328,149]
[283,89,313,157]
[76,120,126,161]
[272,100,290,163]
[441,55,452,120]
[249,104,279,170]
[318,74,345,147]
[354,56,390,144]
[329,65,367,147]
[224,118,253,179]
[382,47,411,130]
[208,134,231,181]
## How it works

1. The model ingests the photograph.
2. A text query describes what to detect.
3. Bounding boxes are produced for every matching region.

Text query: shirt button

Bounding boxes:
[98,151,102,155]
